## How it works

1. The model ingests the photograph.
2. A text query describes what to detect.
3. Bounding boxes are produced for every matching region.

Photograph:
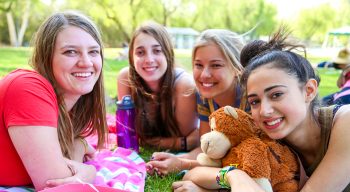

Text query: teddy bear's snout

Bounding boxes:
[200,136,210,154]
[200,131,231,159]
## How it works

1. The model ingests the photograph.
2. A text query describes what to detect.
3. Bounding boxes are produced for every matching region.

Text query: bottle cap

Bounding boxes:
[116,95,135,109]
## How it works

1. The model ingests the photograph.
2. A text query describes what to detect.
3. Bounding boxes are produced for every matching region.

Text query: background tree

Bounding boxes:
[1,0,350,47]
[168,0,277,39]
[0,0,14,44]
[4,0,31,47]
[159,0,181,26]
[294,4,336,44]
[96,0,143,43]
[224,0,277,38]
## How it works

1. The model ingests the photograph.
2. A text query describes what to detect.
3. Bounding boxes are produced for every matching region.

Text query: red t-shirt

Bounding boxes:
[0,69,58,186]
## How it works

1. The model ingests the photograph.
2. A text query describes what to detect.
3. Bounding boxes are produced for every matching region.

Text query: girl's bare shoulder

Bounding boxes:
[332,104,350,136]
[117,67,130,78]
[174,70,195,91]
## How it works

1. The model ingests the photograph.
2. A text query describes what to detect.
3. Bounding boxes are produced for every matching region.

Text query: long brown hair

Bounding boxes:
[30,11,107,159]
[128,21,180,140]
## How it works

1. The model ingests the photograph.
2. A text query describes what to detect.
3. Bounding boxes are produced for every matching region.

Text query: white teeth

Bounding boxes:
[202,83,214,87]
[144,67,157,72]
[266,118,282,126]
[73,72,92,77]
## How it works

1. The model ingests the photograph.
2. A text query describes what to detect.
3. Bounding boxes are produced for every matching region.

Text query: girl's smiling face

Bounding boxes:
[246,65,314,140]
[193,43,237,100]
[132,33,167,90]
[52,26,102,100]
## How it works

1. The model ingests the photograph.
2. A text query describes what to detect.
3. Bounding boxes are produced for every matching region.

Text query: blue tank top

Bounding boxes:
[196,86,242,121]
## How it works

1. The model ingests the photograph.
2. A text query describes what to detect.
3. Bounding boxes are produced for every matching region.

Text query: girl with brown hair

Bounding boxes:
[0,11,107,190]
[117,21,198,151]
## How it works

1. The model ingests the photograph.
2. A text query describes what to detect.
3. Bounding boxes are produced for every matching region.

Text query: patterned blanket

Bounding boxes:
[86,147,146,191]
[1,135,146,192]
[0,187,34,192]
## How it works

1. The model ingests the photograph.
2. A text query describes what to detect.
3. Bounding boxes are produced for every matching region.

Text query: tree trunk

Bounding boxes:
[6,12,17,47]
[5,0,31,47]
[17,0,31,46]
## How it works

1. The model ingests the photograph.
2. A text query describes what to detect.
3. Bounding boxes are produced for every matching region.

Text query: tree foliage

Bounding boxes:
[294,4,336,43]
[0,0,54,46]
[0,0,349,47]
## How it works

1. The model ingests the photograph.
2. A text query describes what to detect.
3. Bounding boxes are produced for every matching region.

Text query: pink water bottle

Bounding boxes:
[116,95,139,153]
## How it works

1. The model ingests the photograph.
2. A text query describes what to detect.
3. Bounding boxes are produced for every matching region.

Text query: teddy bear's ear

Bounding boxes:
[210,117,216,131]
[224,106,238,119]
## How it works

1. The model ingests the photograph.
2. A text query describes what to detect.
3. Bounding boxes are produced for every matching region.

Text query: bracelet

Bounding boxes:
[216,165,238,189]
[180,136,187,151]
[67,163,76,176]
[79,138,88,154]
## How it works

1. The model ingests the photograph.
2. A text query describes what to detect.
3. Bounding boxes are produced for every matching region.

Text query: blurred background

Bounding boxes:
[1,0,350,48]
[0,0,347,112]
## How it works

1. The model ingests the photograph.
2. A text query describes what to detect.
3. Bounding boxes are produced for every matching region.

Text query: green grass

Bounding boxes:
[0,47,32,75]
[0,47,338,97]
[138,147,180,192]
[145,173,179,192]
[317,68,340,97]
[0,47,341,191]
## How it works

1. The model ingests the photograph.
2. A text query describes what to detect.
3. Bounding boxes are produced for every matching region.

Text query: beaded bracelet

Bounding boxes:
[216,165,238,189]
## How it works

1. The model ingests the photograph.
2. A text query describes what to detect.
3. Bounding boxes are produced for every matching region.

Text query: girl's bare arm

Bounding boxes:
[301,105,350,192]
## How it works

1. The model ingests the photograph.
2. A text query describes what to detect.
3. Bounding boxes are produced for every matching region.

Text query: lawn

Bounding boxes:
[0,47,340,98]
[0,47,341,191]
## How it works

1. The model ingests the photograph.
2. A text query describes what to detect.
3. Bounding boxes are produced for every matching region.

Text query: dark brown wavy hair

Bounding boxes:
[30,11,107,159]
[128,21,180,140]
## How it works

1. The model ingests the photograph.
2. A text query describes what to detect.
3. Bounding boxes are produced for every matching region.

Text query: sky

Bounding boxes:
[267,0,341,20]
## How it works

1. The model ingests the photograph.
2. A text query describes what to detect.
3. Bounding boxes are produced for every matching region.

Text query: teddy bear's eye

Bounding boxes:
[211,127,214,131]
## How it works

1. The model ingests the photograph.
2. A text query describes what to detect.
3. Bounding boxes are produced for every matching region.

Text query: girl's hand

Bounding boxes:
[45,158,96,187]
[147,152,183,175]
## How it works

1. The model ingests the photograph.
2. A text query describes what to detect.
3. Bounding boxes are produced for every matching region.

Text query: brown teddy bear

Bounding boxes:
[197,106,299,192]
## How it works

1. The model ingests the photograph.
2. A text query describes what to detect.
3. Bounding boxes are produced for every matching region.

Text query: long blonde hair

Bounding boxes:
[30,11,107,159]
[192,29,244,76]
[192,29,246,109]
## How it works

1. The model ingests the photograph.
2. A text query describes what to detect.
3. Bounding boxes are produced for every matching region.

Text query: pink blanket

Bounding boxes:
[1,114,146,192]
[86,147,146,192]
[1,133,146,192]
[85,131,146,192]
[0,147,146,192]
